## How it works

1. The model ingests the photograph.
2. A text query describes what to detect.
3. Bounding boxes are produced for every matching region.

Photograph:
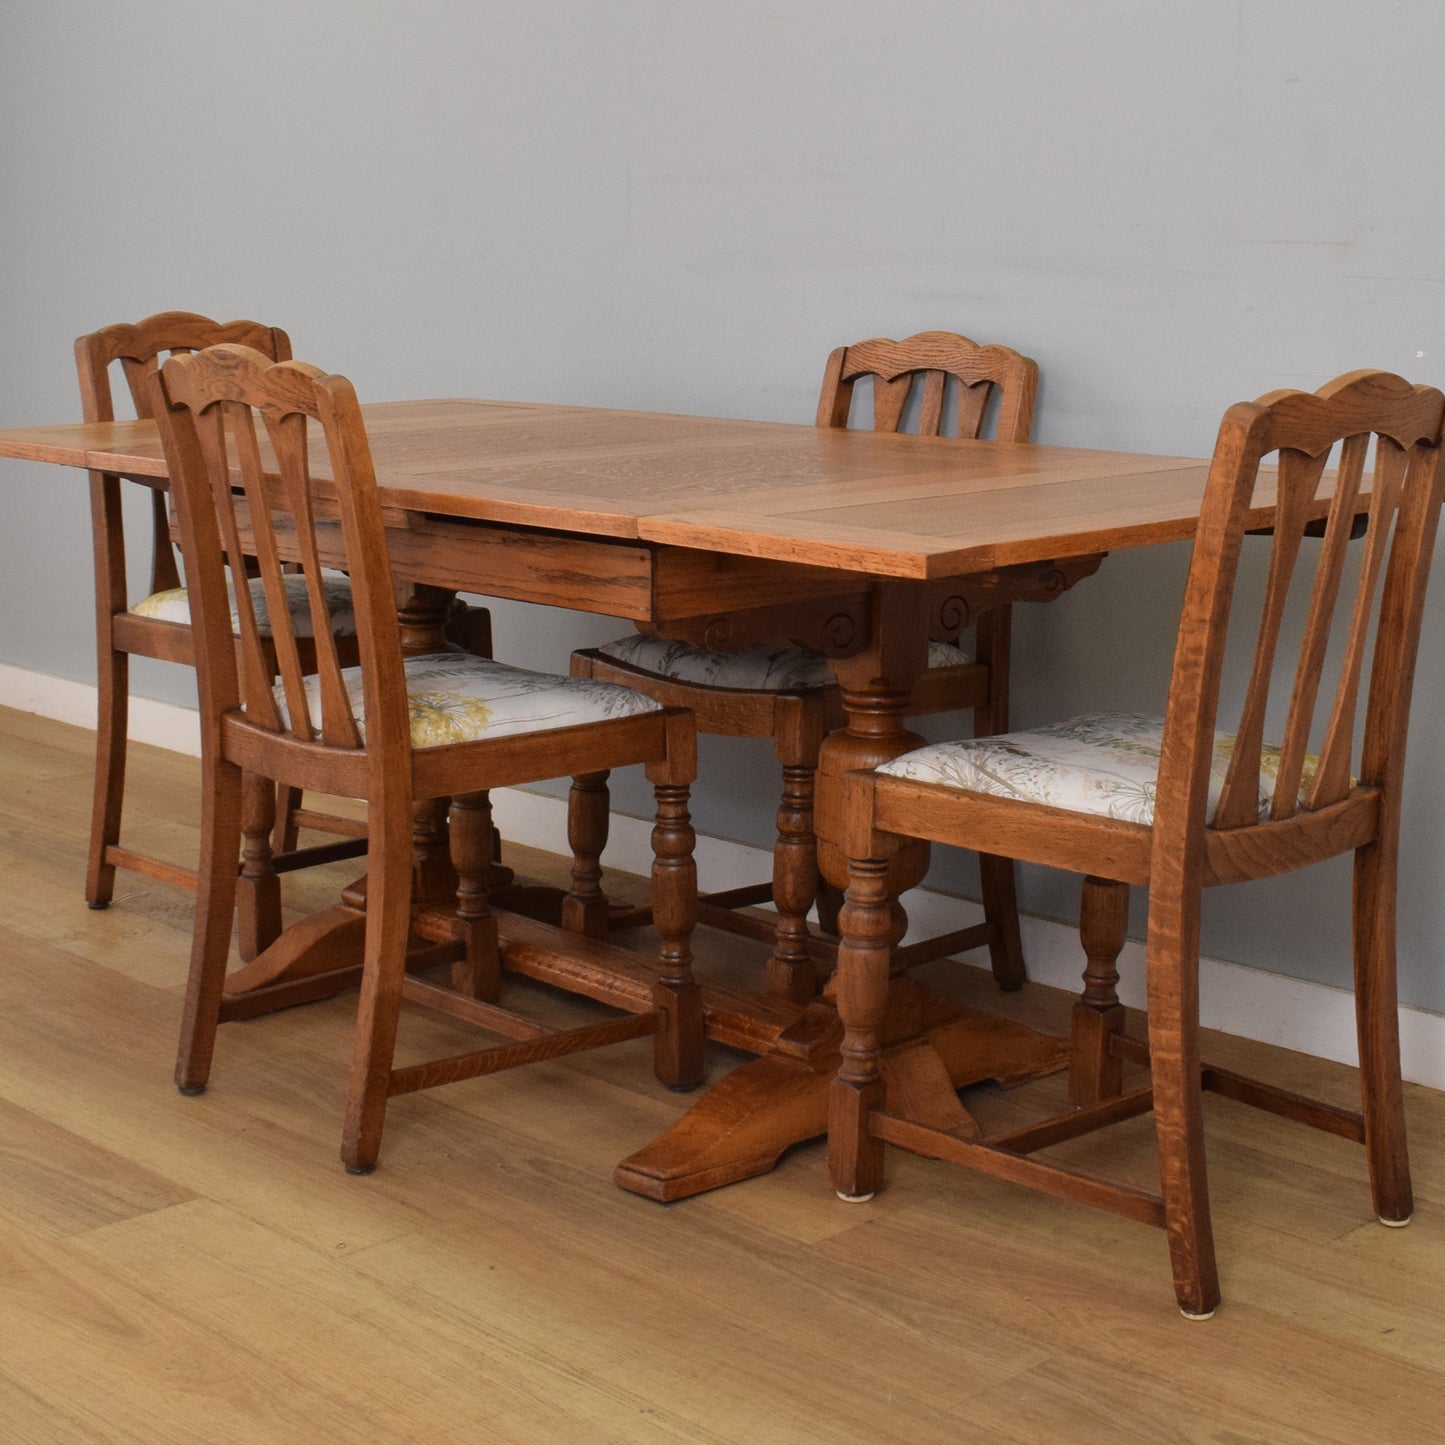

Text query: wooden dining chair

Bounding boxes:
[153,343,700,1173]
[828,370,1445,1318]
[571,331,1039,1004]
[78,312,370,928]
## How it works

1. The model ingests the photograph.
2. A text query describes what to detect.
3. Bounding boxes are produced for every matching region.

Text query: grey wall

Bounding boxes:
[4,1,1444,1011]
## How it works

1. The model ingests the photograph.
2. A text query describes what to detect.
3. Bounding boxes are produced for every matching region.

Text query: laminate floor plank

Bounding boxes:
[0,1212,430,1444]
[817,1196,1445,1443]
[3,704,1445,1443]
[0,1094,195,1238]
[957,1349,1344,1445]
[343,1213,1050,1444]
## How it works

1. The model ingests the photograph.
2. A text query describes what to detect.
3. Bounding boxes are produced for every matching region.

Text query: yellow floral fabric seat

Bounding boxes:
[130,570,357,639]
[876,711,1323,826]
[279,652,662,749]
[597,633,972,691]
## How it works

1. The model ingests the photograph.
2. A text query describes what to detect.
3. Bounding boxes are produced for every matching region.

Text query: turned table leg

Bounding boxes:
[814,582,931,902]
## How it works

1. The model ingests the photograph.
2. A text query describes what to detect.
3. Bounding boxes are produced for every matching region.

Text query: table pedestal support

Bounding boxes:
[617,580,1069,1199]
[614,977,1066,1200]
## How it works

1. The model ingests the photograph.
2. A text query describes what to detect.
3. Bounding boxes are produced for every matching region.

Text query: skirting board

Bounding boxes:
[6,659,1442,1092]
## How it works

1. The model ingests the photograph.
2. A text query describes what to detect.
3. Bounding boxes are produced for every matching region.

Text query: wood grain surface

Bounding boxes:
[0,399,1235,576]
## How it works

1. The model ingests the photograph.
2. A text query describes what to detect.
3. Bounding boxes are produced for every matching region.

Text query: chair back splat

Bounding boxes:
[79,310,291,421]
[816,329,1038,442]
[156,346,402,778]
[77,312,291,599]
[1165,372,1445,843]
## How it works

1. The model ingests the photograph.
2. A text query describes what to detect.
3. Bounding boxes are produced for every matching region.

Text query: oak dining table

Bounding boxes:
[0,397,1300,1200]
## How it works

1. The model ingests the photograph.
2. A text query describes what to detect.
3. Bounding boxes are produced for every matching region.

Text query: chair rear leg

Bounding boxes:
[979,853,1026,991]
[973,603,1025,989]
[814,877,845,936]
[1353,840,1413,1224]
[446,600,493,659]
[175,755,244,1094]
[272,783,302,855]
[86,644,128,909]
[342,796,417,1174]
[646,735,702,1090]
[447,608,505,870]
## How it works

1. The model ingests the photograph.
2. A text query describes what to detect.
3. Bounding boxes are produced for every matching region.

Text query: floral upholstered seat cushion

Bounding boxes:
[876,711,1323,826]
[596,633,972,692]
[130,571,357,639]
[279,652,663,749]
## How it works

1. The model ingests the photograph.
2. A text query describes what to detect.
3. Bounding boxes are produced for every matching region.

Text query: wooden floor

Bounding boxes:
[2,704,1445,1443]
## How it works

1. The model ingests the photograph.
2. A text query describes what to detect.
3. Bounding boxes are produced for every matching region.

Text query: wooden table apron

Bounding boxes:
[0,398,1273,1200]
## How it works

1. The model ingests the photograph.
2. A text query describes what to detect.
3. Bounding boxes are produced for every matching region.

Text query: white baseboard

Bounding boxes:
[6,661,1441,1091]
[0,662,203,756]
